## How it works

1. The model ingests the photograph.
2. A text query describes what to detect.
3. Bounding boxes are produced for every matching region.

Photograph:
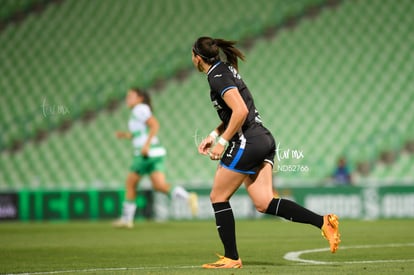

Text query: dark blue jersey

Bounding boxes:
[206,61,276,173]
[207,61,263,136]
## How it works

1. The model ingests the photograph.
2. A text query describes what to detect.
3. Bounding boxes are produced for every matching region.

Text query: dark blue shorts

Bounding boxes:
[220,127,275,174]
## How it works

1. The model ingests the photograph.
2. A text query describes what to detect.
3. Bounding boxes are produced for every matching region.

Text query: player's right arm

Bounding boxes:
[115,131,132,139]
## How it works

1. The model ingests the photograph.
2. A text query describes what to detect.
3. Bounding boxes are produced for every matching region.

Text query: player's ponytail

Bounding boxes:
[214,38,245,70]
[193,37,245,70]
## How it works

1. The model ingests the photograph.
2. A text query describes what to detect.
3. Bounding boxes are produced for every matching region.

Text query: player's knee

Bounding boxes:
[153,182,168,193]
[209,193,218,203]
[254,202,268,213]
[209,192,229,204]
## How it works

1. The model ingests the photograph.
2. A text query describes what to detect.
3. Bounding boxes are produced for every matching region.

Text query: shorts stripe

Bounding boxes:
[220,162,256,174]
[228,131,246,169]
[229,148,244,169]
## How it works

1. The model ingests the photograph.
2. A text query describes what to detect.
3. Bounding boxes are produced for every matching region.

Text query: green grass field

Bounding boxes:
[1,219,413,274]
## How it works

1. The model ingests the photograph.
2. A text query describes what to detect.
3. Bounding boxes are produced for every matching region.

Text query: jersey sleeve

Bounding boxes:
[131,104,152,123]
[209,71,237,97]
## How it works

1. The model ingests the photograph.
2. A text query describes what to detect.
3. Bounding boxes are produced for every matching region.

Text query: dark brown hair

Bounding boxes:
[130,87,152,111]
[193,37,245,70]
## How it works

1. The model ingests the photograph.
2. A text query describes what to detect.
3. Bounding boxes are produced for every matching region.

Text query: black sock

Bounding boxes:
[265,198,323,228]
[212,202,239,260]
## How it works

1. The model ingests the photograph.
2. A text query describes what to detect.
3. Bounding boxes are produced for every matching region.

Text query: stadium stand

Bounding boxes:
[0,0,413,191]
[0,0,46,23]
[240,0,414,185]
[0,0,327,152]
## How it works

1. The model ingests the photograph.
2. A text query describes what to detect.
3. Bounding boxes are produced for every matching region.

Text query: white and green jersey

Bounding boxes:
[128,103,166,157]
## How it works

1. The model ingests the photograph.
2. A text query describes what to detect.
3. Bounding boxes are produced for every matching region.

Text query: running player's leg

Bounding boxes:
[147,156,191,199]
[245,162,340,252]
[148,156,184,198]
[150,171,187,199]
[149,159,198,215]
[114,172,141,228]
[246,163,323,226]
[149,171,169,194]
[244,162,274,212]
[208,166,246,262]
[126,172,140,200]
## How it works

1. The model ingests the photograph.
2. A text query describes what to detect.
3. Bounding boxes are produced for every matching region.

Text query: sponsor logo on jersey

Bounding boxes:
[212,100,222,110]
[228,65,241,79]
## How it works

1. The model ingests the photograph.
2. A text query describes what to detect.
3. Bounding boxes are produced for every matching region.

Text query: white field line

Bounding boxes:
[3,265,200,275]
[284,242,414,265]
[5,243,414,274]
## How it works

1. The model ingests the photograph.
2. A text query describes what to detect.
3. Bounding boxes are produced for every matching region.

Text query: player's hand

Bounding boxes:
[115,131,131,139]
[198,136,214,155]
[141,145,150,157]
[115,131,126,139]
[208,143,225,161]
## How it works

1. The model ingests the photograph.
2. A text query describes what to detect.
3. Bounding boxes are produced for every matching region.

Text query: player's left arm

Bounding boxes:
[220,88,248,141]
[208,88,248,159]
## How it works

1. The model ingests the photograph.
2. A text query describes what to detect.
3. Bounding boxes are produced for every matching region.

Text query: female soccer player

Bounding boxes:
[113,88,198,228]
[192,37,341,268]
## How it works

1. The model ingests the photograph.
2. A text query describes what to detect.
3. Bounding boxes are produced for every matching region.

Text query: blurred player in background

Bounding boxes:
[113,88,198,228]
[192,37,341,268]
[332,157,353,185]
